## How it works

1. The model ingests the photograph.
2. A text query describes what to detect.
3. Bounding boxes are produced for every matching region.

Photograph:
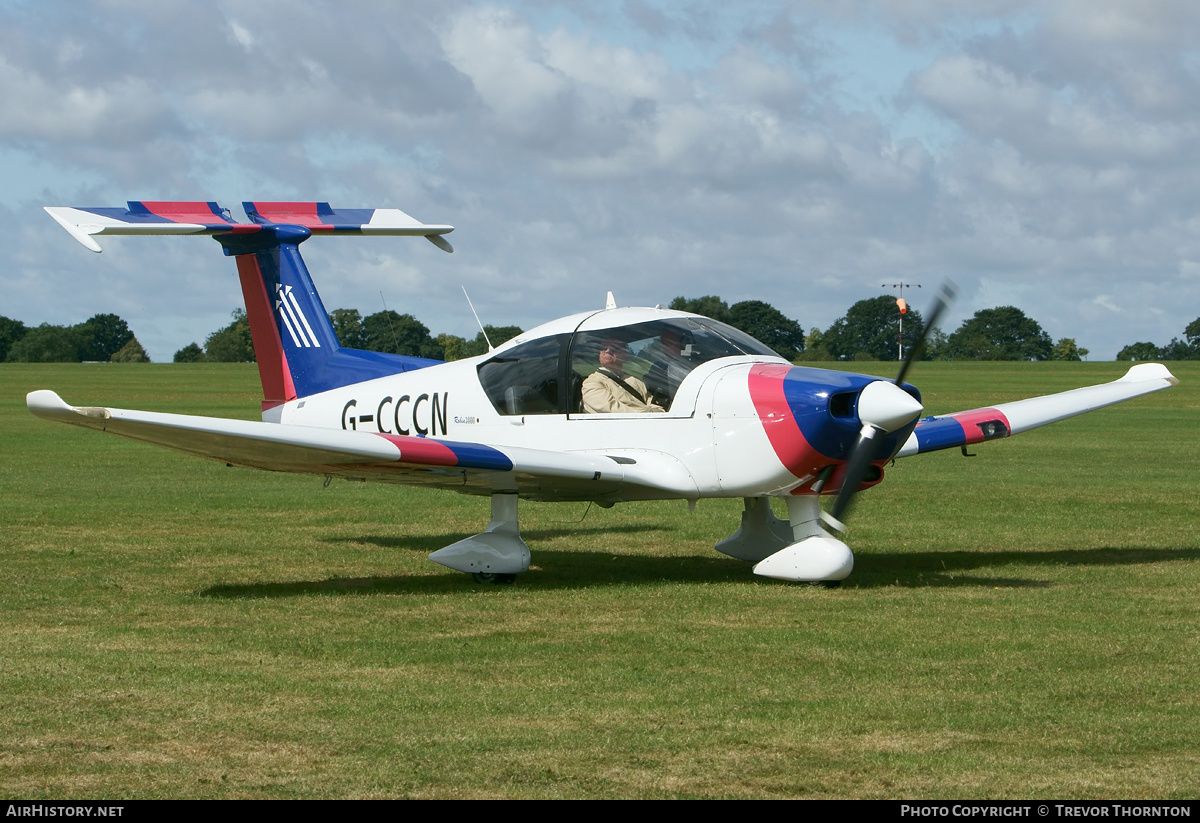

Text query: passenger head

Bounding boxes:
[598,338,628,371]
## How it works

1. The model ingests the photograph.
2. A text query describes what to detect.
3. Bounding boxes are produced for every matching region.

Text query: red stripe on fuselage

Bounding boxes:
[747,363,818,479]
[374,434,459,466]
[236,255,297,405]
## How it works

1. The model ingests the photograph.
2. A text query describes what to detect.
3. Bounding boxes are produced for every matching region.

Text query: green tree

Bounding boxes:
[77,313,133,362]
[1160,337,1198,361]
[6,323,83,362]
[466,325,523,358]
[439,326,524,360]
[361,311,443,359]
[436,333,471,361]
[1185,317,1200,347]
[110,337,150,363]
[925,327,951,361]
[726,300,805,360]
[205,309,255,362]
[173,342,206,363]
[795,326,834,361]
[822,295,924,362]
[0,315,28,361]
[669,295,732,324]
[944,306,1052,361]
[329,308,366,349]
[1116,342,1163,361]
[1050,338,1088,361]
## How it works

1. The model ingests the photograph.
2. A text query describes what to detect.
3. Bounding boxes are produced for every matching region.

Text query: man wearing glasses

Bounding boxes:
[581,338,666,414]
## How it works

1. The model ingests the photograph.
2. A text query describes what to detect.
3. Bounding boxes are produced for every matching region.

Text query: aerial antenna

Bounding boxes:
[380,291,401,353]
[462,286,493,352]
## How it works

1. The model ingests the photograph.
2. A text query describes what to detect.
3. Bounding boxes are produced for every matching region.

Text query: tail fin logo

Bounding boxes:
[275,284,321,349]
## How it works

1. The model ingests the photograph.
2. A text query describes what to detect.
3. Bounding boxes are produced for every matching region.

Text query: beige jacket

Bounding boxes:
[581,369,665,414]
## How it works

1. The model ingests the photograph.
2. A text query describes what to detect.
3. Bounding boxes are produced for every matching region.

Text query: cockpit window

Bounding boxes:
[695,318,782,360]
[477,335,566,415]
[570,318,781,411]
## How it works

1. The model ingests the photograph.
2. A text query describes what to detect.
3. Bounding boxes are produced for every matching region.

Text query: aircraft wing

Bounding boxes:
[895,363,1178,457]
[26,390,650,501]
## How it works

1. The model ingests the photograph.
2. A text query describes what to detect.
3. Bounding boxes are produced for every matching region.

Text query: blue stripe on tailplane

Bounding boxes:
[76,202,236,227]
[244,202,381,232]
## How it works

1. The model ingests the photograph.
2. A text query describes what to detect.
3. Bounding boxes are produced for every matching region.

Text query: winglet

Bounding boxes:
[44,208,103,253]
[1117,363,1179,387]
[27,390,109,422]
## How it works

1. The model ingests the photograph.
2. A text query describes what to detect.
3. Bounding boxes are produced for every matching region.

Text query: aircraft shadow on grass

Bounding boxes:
[850,546,1200,589]
[198,540,1200,599]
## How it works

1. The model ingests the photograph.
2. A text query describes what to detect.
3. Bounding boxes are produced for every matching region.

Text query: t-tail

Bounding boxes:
[45,200,454,415]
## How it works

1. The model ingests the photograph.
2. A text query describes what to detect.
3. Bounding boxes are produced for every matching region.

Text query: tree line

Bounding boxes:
[673,295,1092,362]
[1115,319,1200,361]
[172,308,525,363]
[6,298,1195,366]
[162,298,1200,364]
[174,298,808,364]
[0,314,149,363]
[802,297,1088,362]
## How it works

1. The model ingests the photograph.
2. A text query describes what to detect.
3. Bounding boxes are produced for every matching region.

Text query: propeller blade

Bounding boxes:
[894,280,957,387]
[827,281,956,531]
[828,422,883,525]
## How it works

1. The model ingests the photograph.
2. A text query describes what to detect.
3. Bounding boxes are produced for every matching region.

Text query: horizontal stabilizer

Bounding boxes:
[896,363,1178,457]
[46,201,454,253]
[45,202,247,252]
[244,201,454,240]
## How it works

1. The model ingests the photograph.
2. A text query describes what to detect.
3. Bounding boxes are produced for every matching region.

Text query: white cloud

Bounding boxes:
[228,20,255,51]
[0,57,173,143]
[913,54,1195,164]
[5,1,1200,360]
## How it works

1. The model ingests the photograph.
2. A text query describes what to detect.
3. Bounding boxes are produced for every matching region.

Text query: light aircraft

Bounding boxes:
[31,201,1179,585]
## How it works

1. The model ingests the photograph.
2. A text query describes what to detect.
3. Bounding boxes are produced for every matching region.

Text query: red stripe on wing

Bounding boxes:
[375,434,459,466]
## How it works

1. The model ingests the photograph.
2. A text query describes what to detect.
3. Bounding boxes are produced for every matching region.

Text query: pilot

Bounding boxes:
[642,326,691,405]
[581,338,666,414]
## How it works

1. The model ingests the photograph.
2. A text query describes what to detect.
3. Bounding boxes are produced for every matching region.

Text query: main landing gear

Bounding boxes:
[715,496,853,584]
[429,492,530,584]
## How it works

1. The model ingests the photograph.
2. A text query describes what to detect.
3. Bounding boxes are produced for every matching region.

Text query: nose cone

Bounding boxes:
[857,380,923,432]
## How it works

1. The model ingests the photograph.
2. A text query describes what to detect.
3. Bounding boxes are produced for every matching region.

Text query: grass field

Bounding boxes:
[2,361,1198,799]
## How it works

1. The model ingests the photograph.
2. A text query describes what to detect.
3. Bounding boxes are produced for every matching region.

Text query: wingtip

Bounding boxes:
[45,207,103,252]
[27,390,109,421]
[1118,363,1178,386]
[27,389,71,418]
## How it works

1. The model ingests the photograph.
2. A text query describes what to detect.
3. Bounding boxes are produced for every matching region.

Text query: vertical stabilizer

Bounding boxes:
[217,225,444,409]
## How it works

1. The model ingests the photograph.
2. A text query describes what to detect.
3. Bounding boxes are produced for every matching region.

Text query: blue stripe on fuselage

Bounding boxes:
[780,367,878,458]
[779,367,921,459]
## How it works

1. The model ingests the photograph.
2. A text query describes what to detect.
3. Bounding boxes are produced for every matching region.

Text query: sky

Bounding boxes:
[3,0,1199,362]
